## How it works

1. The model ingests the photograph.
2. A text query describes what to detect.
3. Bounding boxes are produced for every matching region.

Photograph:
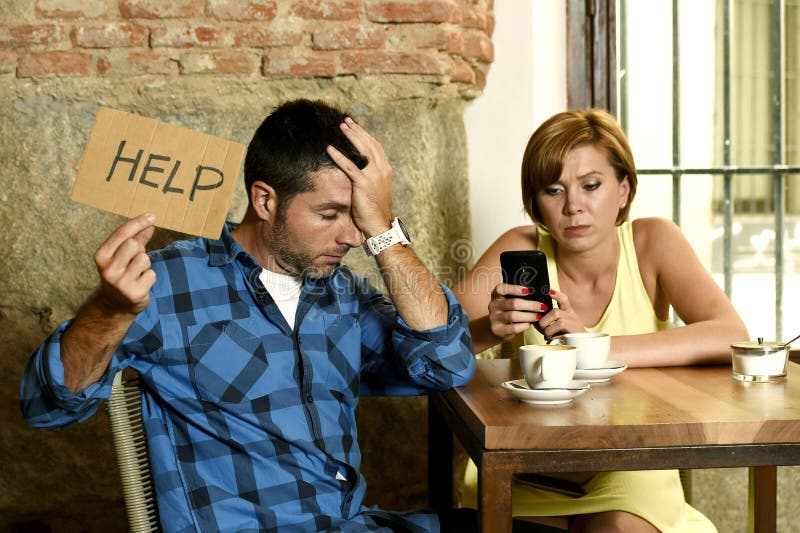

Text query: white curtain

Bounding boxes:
[714,0,799,214]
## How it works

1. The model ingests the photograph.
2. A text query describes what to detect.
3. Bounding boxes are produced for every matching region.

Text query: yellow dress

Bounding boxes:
[461,222,717,532]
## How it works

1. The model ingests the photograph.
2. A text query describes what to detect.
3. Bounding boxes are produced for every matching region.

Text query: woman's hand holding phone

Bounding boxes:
[496,251,585,342]
[487,282,548,342]
[537,289,584,341]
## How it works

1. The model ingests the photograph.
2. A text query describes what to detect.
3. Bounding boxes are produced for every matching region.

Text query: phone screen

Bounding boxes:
[499,250,553,312]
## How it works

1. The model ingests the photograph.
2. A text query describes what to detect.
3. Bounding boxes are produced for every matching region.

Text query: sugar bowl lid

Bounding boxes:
[731,337,788,355]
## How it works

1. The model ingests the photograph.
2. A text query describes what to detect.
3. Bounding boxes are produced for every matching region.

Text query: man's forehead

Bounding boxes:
[296,167,352,206]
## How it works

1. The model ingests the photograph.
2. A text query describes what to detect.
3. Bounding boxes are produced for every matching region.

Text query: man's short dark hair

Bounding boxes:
[244,99,369,206]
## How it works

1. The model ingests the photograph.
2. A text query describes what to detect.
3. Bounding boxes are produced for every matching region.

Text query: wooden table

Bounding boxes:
[428,359,800,532]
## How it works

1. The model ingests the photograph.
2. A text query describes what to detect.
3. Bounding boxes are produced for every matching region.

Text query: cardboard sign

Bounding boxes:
[71,107,245,239]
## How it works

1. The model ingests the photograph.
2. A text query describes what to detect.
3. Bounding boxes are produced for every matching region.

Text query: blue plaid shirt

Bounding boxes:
[20,223,475,532]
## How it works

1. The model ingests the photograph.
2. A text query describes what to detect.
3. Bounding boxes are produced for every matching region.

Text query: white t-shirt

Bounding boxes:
[258,268,303,330]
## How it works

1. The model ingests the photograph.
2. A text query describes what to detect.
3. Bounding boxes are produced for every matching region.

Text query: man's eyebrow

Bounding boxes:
[314,201,350,211]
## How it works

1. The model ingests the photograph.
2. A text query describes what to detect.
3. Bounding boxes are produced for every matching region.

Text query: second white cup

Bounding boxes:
[519,344,577,389]
[555,332,611,369]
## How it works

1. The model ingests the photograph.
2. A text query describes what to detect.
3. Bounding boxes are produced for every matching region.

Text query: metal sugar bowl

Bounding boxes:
[731,337,790,383]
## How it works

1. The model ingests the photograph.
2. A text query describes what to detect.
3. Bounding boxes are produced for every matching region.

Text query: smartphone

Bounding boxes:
[499,250,553,312]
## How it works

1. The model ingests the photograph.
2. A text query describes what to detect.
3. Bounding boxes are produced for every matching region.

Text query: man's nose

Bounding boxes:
[338,216,364,248]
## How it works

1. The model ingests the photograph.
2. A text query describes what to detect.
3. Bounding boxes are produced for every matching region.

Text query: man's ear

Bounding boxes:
[250,181,279,223]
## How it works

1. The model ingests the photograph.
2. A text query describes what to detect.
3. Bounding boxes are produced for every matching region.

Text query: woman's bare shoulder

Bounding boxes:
[632,217,683,249]
[497,225,539,248]
[473,225,539,268]
[632,217,695,277]
[489,225,539,256]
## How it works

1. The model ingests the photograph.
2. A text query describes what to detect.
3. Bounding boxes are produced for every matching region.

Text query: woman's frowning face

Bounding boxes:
[536,144,630,252]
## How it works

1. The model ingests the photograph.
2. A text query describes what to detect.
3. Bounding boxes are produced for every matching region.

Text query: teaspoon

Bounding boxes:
[783,332,800,347]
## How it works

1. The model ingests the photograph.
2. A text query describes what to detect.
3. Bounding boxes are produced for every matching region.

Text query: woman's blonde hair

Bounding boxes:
[521,108,637,226]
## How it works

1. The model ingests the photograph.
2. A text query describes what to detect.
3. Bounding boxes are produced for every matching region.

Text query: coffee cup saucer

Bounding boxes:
[573,361,627,383]
[501,379,590,405]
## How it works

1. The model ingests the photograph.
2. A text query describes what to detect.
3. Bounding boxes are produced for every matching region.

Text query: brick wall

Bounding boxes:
[1,0,494,92]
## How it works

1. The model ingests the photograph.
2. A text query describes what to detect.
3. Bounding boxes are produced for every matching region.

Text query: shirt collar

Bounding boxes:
[207,221,249,267]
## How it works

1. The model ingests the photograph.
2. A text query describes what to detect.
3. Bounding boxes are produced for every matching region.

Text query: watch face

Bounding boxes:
[396,218,411,242]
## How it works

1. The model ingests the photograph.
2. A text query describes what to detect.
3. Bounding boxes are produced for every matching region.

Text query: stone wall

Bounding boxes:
[0,1,494,530]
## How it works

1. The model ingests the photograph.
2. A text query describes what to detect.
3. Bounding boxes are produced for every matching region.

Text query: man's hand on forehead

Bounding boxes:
[325,118,393,237]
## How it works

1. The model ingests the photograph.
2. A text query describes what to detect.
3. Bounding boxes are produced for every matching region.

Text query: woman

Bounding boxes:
[456,109,749,532]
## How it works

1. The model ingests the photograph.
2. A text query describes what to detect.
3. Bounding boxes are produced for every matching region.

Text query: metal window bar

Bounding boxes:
[618,0,792,340]
[771,0,786,340]
[722,0,734,300]
[672,0,681,227]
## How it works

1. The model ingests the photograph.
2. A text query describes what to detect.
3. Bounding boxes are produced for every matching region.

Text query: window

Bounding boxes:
[569,0,800,340]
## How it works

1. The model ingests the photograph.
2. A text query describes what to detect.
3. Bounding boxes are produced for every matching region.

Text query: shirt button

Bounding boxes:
[306,395,314,403]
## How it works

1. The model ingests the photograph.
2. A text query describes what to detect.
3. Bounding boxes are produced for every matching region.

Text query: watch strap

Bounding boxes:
[363,218,410,256]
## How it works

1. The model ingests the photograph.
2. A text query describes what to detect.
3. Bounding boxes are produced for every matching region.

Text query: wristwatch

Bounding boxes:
[363,217,411,256]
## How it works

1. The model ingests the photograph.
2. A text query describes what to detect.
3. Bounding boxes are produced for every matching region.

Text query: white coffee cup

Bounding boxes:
[519,344,577,389]
[552,332,611,369]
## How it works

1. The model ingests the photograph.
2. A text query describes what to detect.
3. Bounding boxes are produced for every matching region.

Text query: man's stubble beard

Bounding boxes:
[269,214,349,280]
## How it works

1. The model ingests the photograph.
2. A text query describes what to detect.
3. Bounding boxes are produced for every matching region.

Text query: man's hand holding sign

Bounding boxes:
[62,213,157,392]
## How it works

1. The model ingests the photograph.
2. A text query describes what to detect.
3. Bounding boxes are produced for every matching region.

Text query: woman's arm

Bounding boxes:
[454,226,545,353]
[614,217,749,367]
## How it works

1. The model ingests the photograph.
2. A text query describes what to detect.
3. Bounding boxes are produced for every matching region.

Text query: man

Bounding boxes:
[20,100,476,532]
